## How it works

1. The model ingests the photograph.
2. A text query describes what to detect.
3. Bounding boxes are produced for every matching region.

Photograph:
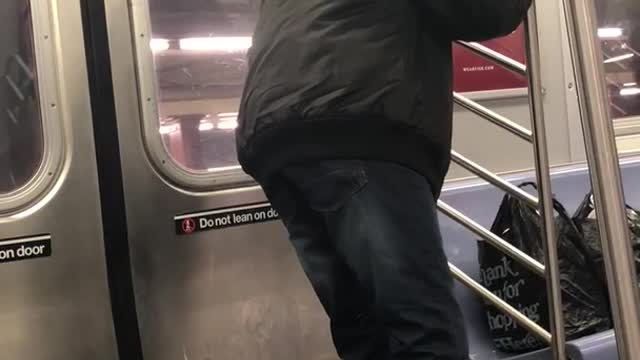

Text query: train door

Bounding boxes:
[98,1,336,359]
[0,0,118,359]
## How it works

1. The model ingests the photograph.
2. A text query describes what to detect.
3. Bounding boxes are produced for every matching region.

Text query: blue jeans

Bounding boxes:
[263,160,469,360]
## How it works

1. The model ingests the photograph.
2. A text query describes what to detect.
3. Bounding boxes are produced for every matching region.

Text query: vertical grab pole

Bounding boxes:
[524,6,567,360]
[563,1,640,359]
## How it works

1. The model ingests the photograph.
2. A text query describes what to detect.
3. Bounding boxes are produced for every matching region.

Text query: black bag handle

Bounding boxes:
[574,190,640,268]
[575,191,639,218]
[573,192,594,223]
[516,182,603,282]
[497,182,605,272]
[489,189,515,234]
[518,182,580,234]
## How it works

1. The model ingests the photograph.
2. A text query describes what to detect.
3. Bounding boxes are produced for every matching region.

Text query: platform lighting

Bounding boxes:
[159,123,179,134]
[179,37,252,52]
[620,87,640,96]
[604,53,634,64]
[598,27,624,39]
[150,38,170,52]
[199,122,215,131]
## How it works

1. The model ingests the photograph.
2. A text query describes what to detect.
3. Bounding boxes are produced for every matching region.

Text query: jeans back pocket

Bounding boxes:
[284,160,369,213]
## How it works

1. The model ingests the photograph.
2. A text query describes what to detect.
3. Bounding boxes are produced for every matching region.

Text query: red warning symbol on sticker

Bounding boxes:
[181,218,196,234]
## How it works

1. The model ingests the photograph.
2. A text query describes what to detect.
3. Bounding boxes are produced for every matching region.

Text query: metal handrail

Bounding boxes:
[524,11,567,358]
[445,1,640,358]
[438,200,545,277]
[450,150,539,208]
[5,75,25,101]
[12,54,33,80]
[6,109,19,125]
[3,54,35,127]
[563,1,640,359]
[444,6,567,359]
[453,92,533,142]
[625,43,639,57]
[449,263,552,343]
[456,41,528,77]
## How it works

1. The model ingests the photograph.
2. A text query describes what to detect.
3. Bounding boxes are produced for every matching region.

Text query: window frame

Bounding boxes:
[0,0,65,215]
[557,1,640,161]
[130,0,639,189]
[129,1,254,191]
[129,1,530,190]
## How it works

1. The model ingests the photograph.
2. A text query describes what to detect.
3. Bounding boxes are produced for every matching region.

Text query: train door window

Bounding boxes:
[595,0,640,126]
[132,0,259,189]
[0,0,63,213]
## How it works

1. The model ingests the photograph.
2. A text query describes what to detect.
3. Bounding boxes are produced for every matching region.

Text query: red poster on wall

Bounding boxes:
[453,25,528,93]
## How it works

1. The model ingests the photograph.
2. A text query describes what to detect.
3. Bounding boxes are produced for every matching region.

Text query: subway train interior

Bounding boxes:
[0,0,639,359]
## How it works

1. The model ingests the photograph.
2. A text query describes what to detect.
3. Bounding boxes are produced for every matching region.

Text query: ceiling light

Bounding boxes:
[217,119,238,130]
[150,38,170,52]
[598,27,624,39]
[179,37,252,52]
[159,124,179,134]
[207,166,242,173]
[620,87,640,96]
[623,82,637,87]
[199,122,215,131]
[604,53,634,64]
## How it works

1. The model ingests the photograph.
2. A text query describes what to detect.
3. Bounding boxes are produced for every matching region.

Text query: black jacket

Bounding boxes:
[237,0,532,195]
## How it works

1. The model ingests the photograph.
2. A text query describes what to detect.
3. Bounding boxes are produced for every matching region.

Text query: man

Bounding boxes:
[236,1,532,359]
